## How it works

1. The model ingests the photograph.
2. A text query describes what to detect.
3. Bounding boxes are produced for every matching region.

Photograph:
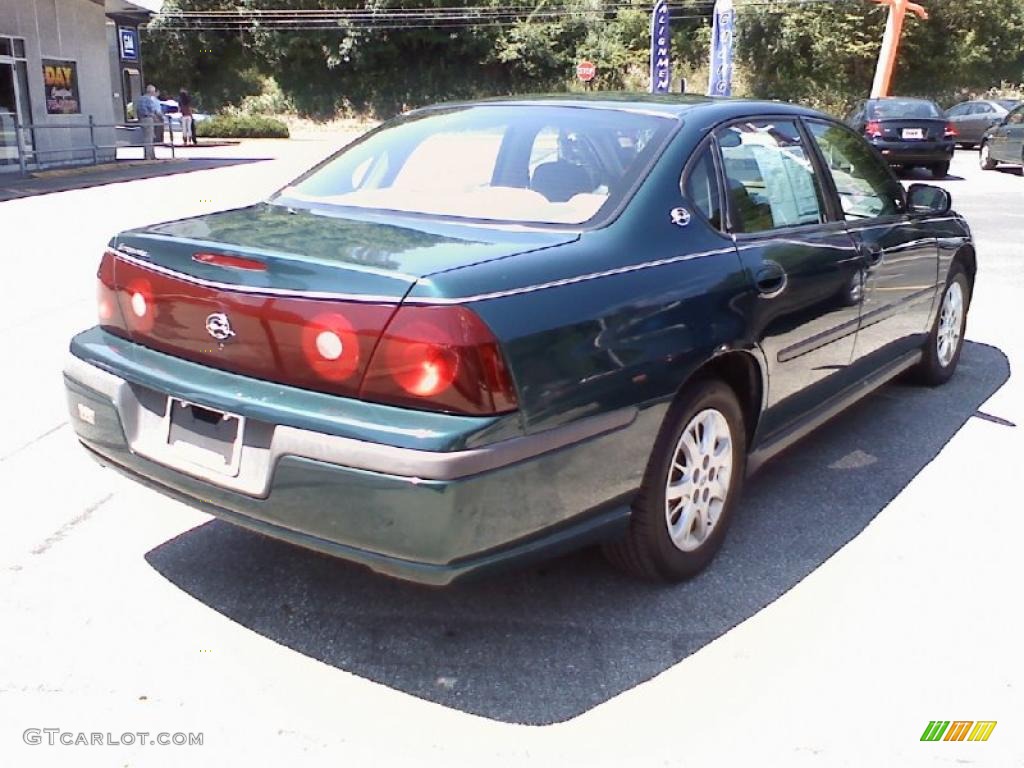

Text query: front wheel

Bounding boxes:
[930,161,950,179]
[602,378,746,581]
[979,142,998,170]
[910,263,970,386]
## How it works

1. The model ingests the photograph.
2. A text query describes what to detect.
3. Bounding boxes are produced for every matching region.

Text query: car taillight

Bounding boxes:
[865,120,884,138]
[944,122,958,138]
[94,250,518,416]
[97,250,127,331]
[299,311,362,382]
[121,274,155,333]
[361,305,518,416]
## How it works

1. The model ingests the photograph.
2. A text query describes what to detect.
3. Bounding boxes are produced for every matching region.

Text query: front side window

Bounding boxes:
[946,103,969,117]
[806,120,903,220]
[682,145,722,229]
[277,105,675,226]
[716,119,824,233]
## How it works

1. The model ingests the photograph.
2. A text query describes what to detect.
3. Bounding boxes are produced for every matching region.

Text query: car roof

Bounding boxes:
[408,93,828,121]
[867,96,937,104]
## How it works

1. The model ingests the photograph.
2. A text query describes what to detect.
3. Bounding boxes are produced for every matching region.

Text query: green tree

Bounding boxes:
[142,0,264,109]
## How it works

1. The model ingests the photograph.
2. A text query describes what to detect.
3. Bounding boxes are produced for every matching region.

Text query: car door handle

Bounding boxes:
[754,261,787,298]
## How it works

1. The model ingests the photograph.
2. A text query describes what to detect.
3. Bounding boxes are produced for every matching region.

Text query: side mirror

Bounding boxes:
[907,183,951,215]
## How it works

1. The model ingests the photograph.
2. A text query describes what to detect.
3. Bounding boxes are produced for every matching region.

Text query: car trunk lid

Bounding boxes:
[875,117,948,142]
[102,203,576,408]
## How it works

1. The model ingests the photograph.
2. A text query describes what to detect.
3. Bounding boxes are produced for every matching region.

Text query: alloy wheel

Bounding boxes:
[937,280,964,368]
[664,408,733,552]
[980,143,992,168]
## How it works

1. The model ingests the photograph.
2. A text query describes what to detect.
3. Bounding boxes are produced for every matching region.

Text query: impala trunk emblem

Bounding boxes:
[205,313,236,341]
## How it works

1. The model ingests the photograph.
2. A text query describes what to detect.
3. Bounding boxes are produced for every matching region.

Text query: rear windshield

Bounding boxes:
[276,105,676,226]
[866,99,943,119]
[997,99,1021,111]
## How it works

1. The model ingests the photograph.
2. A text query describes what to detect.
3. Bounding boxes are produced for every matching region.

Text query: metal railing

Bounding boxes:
[9,115,181,175]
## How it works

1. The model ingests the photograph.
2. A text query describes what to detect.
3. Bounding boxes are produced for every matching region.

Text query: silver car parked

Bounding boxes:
[945,99,1021,148]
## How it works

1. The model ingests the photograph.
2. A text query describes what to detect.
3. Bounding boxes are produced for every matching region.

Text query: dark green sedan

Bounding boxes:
[64,96,974,584]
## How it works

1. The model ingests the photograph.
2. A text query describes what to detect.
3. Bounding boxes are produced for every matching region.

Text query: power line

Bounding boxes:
[148,0,851,31]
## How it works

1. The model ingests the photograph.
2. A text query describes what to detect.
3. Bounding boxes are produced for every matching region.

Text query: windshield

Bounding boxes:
[276,105,676,226]
[866,99,943,119]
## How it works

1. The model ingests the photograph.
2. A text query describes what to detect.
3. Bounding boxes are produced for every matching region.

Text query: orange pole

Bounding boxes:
[870,0,928,98]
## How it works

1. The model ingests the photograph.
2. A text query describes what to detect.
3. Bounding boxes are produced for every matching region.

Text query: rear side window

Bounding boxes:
[682,145,722,229]
[806,120,903,220]
[866,99,942,119]
[716,119,824,233]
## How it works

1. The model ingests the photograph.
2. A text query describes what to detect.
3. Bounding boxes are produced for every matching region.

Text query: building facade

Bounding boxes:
[0,0,156,172]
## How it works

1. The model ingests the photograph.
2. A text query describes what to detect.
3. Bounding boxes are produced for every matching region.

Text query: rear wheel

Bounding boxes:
[910,263,970,386]
[979,141,998,170]
[602,378,746,581]
[930,161,950,179]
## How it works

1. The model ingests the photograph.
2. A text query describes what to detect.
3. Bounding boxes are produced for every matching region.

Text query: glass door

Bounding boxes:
[0,62,19,166]
[0,36,33,170]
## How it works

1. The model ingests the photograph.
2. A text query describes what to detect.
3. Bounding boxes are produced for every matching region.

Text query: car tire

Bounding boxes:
[911,262,971,387]
[930,162,950,179]
[979,142,998,170]
[602,378,746,582]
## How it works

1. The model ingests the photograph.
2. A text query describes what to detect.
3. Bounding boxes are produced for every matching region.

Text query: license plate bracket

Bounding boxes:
[163,398,245,477]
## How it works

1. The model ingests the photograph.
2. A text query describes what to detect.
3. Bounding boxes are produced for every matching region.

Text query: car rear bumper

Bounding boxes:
[872,140,955,165]
[64,328,650,584]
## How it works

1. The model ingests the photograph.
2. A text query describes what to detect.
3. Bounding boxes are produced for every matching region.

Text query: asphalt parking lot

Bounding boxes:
[1,143,1021,766]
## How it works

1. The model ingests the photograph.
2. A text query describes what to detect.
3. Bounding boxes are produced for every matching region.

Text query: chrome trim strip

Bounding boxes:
[407,246,739,304]
[110,249,413,304]
[848,216,961,233]
[125,233,424,282]
[112,245,738,306]
[64,354,637,493]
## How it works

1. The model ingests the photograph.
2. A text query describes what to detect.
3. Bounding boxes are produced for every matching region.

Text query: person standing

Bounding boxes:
[136,84,161,159]
[178,89,194,146]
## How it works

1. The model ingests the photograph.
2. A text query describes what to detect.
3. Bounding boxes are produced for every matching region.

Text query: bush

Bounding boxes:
[197,114,289,139]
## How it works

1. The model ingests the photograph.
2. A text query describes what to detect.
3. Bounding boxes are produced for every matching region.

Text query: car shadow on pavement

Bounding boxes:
[146,341,1010,726]
[897,167,966,182]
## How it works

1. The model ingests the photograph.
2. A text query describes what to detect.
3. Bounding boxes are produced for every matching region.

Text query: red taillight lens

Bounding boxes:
[120,275,155,333]
[299,312,361,382]
[361,305,518,415]
[944,122,957,138]
[95,251,518,415]
[96,250,123,328]
[865,120,883,138]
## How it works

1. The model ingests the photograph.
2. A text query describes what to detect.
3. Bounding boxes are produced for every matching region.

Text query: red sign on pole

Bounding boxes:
[576,60,596,82]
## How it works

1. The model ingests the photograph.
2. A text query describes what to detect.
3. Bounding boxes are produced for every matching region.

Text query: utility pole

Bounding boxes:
[870,0,928,98]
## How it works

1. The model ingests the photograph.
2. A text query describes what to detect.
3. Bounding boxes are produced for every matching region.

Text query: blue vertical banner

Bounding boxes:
[707,0,736,97]
[649,0,671,93]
